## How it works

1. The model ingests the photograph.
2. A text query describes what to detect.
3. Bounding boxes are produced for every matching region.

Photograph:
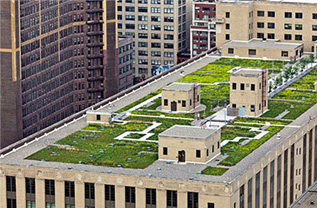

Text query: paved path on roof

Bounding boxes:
[113,122,161,142]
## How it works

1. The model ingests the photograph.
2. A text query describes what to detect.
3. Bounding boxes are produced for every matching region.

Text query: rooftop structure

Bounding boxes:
[1,53,317,208]
[159,125,219,140]
[162,83,200,92]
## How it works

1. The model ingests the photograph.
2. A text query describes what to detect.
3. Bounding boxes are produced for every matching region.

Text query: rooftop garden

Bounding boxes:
[26,57,316,172]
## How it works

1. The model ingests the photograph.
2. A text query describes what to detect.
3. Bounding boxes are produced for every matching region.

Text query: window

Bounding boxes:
[138,24,148,30]
[240,185,245,208]
[196,150,201,158]
[146,189,156,206]
[251,84,255,91]
[267,22,275,29]
[182,100,186,107]
[105,185,115,206]
[248,49,256,55]
[285,12,292,18]
[96,115,101,121]
[240,83,245,90]
[138,15,148,21]
[284,34,292,40]
[251,105,255,112]
[313,25,317,31]
[232,83,237,90]
[257,22,264,28]
[208,203,215,208]
[151,0,160,4]
[188,192,199,208]
[257,33,264,39]
[295,12,303,19]
[151,33,161,39]
[164,8,173,13]
[313,13,317,19]
[225,34,230,40]
[313,36,317,41]
[226,24,230,30]
[151,16,161,22]
[26,178,35,194]
[225,12,230,18]
[267,33,275,39]
[65,181,75,197]
[232,104,236,108]
[284,23,292,30]
[45,180,55,196]
[85,183,95,199]
[281,51,289,57]
[228,48,234,54]
[268,11,275,17]
[257,11,264,17]
[26,200,36,208]
[295,35,302,41]
[295,24,302,30]
[167,190,177,207]
[151,7,161,13]
[125,6,135,12]
[163,147,168,155]
[125,187,136,204]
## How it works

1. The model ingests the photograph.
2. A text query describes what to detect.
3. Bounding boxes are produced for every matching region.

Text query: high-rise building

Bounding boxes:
[117,0,192,78]
[118,35,134,91]
[0,0,118,149]
[190,0,217,57]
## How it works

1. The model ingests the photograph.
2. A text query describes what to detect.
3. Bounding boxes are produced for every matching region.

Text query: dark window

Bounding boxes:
[232,83,237,90]
[281,51,288,57]
[267,23,275,29]
[313,13,317,19]
[267,33,275,39]
[303,134,307,193]
[284,23,292,30]
[225,12,230,18]
[250,105,255,112]
[312,36,317,41]
[257,22,264,28]
[240,83,245,90]
[248,49,256,55]
[65,181,75,197]
[197,95,199,102]
[257,11,264,17]
[251,84,255,91]
[295,24,302,30]
[105,185,115,201]
[268,11,275,17]
[188,192,198,208]
[96,115,101,120]
[196,150,201,158]
[225,34,230,40]
[284,34,292,40]
[283,149,288,208]
[6,176,16,192]
[228,48,234,54]
[263,166,268,208]
[295,12,303,19]
[285,12,292,18]
[295,35,302,41]
[240,185,245,208]
[257,33,264,39]
[226,24,230,29]
[255,172,260,208]
[277,155,281,208]
[182,100,186,107]
[313,25,317,31]
[208,203,215,208]
[146,188,156,205]
[7,199,16,208]
[164,99,168,106]
[45,180,55,196]
[232,104,236,108]
[247,178,252,208]
[125,187,136,203]
[167,190,177,207]
[26,178,35,194]
[163,147,168,155]
[85,183,95,199]
[270,160,275,208]
[290,144,295,204]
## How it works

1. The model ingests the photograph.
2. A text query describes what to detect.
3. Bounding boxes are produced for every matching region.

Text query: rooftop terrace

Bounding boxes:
[1,55,316,183]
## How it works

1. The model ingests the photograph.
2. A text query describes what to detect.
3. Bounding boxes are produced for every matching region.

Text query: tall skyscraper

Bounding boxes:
[0,0,118,149]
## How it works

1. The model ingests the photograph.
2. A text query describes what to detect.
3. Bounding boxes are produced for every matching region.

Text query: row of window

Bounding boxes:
[118,0,174,4]
[119,15,174,22]
[118,6,174,14]
[255,22,317,31]
[138,59,174,65]
[257,11,317,19]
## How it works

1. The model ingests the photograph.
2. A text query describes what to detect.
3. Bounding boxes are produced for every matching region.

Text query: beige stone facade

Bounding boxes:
[230,67,268,117]
[86,111,112,124]
[161,83,201,112]
[158,125,221,163]
[222,39,304,61]
[216,0,317,53]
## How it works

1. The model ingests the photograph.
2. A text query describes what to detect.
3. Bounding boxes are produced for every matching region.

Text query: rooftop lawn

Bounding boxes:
[201,167,229,176]
[26,58,314,170]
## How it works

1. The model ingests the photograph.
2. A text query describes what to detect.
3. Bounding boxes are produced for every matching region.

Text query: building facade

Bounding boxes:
[117,0,192,78]
[190,0,217,57]
[0,0,118,148]
[118,36,134,92]
[216,0,317,54]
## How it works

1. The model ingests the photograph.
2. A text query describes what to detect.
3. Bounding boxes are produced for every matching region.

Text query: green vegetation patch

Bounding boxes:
[141,98,161,110]
[125,133,146,139]
[202,167,229,176]
[221,126,259,141]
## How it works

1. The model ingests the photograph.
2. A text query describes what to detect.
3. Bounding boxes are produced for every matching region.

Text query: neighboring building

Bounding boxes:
[118,36,134,92]
[159,125,221,163]
[0,0,118,148]
[230,67,268,117]
[161,83,201,112]
[222,39,304,61]
[190,0,217,57]
[290,181,317,208]
[117,0,192,78]
[216,0,317,53]
[1,55,317,208]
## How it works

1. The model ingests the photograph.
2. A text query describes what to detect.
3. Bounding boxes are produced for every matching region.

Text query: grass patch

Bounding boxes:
[141,98,161,110]
[221,126,259,141]
[202,167,229,176]
[125,133,146,139]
